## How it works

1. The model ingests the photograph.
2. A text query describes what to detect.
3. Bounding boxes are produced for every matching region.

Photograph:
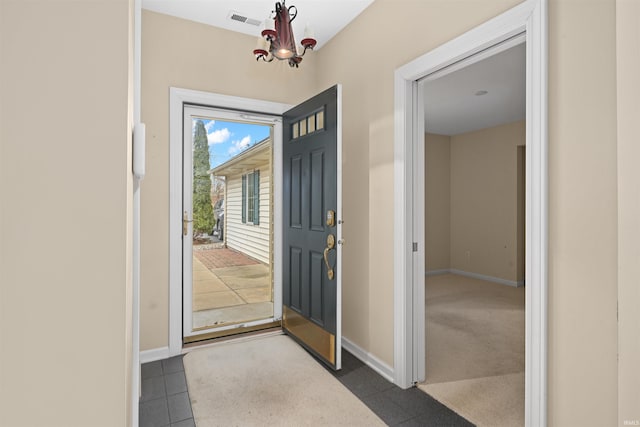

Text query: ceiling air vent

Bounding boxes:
[228,11,261,27]
[230,13,247,23]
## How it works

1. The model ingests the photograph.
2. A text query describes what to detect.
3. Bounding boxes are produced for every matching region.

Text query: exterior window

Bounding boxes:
[242,170,260,225]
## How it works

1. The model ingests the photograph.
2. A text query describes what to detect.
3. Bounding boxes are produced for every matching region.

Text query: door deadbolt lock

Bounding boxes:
[326,210,336,228]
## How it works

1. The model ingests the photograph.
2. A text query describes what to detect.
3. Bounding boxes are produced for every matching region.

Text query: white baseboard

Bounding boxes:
[450,269,523,287]
[426,268,524,288]
[342,337,394,383]
[140,346,170,364]
[425,269,449,277]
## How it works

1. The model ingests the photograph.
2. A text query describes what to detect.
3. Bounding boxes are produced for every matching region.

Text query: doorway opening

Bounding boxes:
[182,106,279,343]
[169,87,344,367]
[419,41,526,425]
[393,1,548,426]
[169,89,288,354]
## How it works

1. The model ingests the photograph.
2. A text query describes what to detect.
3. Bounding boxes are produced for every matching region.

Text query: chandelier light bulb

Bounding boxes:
[303,24,314,39]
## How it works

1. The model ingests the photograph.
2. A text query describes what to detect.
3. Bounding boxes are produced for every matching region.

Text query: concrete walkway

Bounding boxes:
[191,247,272,330]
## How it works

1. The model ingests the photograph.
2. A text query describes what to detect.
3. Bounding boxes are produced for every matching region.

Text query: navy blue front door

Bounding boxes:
[282,86,341,369]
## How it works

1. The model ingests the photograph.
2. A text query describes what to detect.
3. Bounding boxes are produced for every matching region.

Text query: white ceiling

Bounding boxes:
[423,43,526,136]
[142,0,375,50]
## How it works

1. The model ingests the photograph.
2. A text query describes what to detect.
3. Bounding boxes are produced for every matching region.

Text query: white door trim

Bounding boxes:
[335,85,343,370]
[132,0,142,425]
[169,87,291,355]
[181,105,282,338]
[393,1,548,427]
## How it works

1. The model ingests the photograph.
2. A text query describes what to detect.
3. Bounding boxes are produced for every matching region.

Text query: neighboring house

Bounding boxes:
[209,138,271,264]
[210,175,225,208]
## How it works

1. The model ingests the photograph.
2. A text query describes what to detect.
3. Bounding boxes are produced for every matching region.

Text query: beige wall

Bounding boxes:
[139,0,627,424]
[0,0,632,425]
[141,0,525,369]
[450,121,525,282]
[548,0,618,425]
[0,1,134,426]
[318,0,619,422]
[140,11,317,350]
[425,121,525,282]
[425,134,451,272]
[315,0,524,366]
[616,1,640,424]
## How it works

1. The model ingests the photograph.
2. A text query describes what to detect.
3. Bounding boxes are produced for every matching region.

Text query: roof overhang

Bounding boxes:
[209,138,271,177]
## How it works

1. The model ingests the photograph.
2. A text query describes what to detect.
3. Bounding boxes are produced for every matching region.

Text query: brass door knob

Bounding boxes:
[323,234,336,280]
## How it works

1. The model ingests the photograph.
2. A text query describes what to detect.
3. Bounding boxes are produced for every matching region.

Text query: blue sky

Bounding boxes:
[193,118,271,169]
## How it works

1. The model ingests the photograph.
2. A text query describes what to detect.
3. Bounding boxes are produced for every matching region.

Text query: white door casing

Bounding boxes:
[181,105,281,339]
[393,1,548,427]
[169,88,291,354]
[170,88,344,361]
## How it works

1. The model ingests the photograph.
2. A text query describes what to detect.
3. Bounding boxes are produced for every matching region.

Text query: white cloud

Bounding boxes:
[228,135,252,155]
[204,120,216,132]
[207,128,231,145]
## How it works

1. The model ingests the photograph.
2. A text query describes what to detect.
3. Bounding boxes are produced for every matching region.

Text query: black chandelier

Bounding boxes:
[253,1,317,68]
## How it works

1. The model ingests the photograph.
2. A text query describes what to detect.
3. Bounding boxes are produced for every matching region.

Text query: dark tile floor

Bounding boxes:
[140,347,474,427]
[328,351,474,426]
[140,356,194,427]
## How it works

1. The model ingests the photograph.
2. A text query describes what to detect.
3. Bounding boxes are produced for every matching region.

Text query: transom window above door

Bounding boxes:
[291,109,324,140]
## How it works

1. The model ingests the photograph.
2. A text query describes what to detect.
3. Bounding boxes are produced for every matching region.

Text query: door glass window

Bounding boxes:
[290,108,325,141]
[316,110,324,130]
[299,118,307,137]
[307,115,316,133]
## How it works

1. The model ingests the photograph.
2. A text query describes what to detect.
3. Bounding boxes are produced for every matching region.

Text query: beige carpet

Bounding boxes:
[421,373,524,427]
[183,334,385,427]
[418,274,525,426]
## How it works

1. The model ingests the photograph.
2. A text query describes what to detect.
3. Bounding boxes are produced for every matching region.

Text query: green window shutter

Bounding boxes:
[253,170,260,226]
[241,174,247,224]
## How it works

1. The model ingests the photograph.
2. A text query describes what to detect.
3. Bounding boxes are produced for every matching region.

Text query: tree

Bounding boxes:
[192,120,215,235]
